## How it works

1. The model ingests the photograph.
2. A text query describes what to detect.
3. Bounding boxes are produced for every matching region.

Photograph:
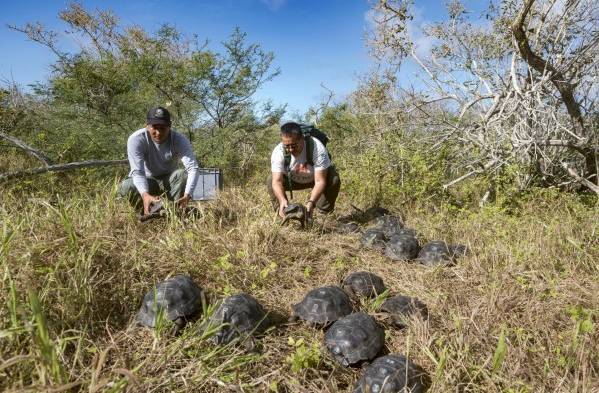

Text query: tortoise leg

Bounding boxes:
[172,317,186,336]
[243,336,259,354]
[287,313,300,324]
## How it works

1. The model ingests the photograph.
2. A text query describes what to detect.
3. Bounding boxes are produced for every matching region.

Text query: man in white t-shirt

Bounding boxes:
[268,122,341,218]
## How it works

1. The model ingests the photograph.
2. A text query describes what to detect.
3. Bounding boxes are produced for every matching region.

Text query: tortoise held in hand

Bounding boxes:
[380,295,428,328]
[136,275,204,334]
[353,354,430,393]
[416,241,467,266]
[282,203,307,228]
[342,271,386,299]
[325,312,385,367]
[290,286,352,326]
[384,234,420,261]
[205,293,267,345]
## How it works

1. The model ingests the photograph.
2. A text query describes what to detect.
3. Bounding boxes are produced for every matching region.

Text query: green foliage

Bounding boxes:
[286,337,321,373]
[365,288,390,313]
[492,326,508,373]
[317,104,450,206]
[28,289,65,385]
[5,4,282,172]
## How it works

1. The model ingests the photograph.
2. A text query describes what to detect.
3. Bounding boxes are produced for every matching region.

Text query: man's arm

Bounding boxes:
[177,133,200,207]
[272,172,289,218]
[127,132,159,214]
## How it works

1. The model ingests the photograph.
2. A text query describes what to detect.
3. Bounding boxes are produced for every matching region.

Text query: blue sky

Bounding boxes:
[0,0,487,115]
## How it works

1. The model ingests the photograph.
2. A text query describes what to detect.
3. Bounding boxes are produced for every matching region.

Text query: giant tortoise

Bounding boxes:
[136,275,204,334]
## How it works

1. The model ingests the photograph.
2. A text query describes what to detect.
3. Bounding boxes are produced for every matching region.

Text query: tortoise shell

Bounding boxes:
[137,275,203,328]
[353,354,430,393]
[342,271,386,298]
[206,293,266,345]
[324,312,385,367]
[292,286,352,325]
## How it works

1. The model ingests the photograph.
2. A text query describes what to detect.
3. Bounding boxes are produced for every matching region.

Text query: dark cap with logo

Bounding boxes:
[147,106,171,125]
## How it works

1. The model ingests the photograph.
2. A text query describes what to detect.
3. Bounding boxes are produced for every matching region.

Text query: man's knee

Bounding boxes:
[117,178,136,198]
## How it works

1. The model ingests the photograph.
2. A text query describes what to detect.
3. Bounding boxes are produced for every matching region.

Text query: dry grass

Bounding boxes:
[0,176,598,392]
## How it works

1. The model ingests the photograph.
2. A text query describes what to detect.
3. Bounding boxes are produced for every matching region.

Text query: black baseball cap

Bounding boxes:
[147,106,171,125]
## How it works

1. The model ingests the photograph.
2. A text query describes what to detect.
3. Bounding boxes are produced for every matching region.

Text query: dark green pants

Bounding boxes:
[266,166,341,213]
[117,169,187,210]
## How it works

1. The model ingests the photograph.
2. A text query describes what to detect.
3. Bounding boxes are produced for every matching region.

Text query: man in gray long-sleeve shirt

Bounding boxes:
[117,106,199,214]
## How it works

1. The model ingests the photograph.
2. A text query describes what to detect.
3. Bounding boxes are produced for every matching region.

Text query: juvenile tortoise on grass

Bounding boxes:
[291,286,352,326]
[325,312,385,367]
[362,207,391,222]
[137,275,204,334]
[361,228,387,251]
[384,233,420,261]
[416,241,467,266]
[335,221,361,234]
[204,293,267,345]
[342,272,386,299]
[353,354,430,393]
[380,295,428,328]
[371,215,404,237]
[339,206,390,224]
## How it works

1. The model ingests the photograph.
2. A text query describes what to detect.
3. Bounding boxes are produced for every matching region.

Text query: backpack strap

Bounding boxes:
[283,148,293,200]
[306,136,315,167]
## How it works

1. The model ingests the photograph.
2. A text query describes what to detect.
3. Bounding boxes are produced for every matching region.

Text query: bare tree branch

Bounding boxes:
[0,159,127,182]
[0,131,53,166]
[561,162,599,194]
[511,0,584,134]
[442,159,500,190]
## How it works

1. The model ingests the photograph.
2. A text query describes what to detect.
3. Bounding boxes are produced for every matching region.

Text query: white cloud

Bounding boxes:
[260,0,286,11]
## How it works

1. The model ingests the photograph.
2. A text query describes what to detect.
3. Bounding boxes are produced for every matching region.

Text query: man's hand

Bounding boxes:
[176,194,191,210]
[142,192,161,215]
[278,199,289,218]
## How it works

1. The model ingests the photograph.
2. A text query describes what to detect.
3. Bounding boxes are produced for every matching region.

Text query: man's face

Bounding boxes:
[147,123,171,144]
[281,133,303,157]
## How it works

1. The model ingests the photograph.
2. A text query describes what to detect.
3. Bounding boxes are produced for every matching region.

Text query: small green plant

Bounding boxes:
[492,326,508,373]
[332,257,346,270]
[286,337,321,373]
[215,253,233,271]
[566,304,595,356]
[260,261,278,279]
[365,288,390,313]
[303,266,312,278]
[28,289,65,385]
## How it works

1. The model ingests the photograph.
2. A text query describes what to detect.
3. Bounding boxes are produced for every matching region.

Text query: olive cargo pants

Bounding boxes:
[117,168,187,210]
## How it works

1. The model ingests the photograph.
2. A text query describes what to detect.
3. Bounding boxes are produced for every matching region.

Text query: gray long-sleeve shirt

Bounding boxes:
[126,128,199,195]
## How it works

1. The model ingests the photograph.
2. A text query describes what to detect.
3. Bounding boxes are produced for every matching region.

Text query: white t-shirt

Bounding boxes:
[271,137,331,184]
